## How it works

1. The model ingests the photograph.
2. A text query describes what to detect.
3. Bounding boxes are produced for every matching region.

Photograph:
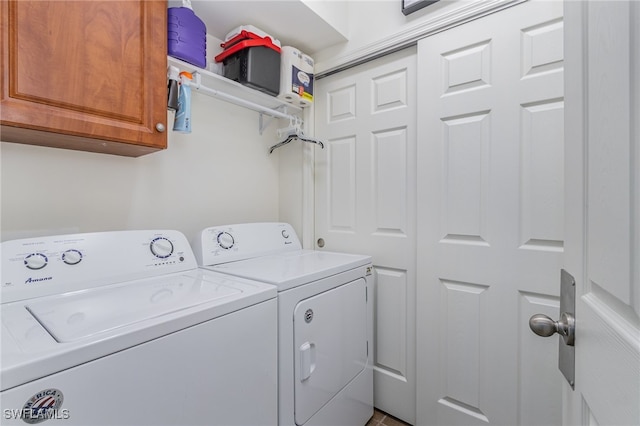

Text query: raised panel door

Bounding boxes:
[314,47,417,424]
[417,1,565,424]
[564,1,640,424]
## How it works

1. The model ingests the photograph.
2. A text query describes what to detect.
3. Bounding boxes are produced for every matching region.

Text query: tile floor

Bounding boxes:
[366,409,412,426]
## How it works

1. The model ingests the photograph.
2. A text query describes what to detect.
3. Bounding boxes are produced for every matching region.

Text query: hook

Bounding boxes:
[192,71,202,90]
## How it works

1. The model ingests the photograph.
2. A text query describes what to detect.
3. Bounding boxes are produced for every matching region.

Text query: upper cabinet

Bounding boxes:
[0,0,167,157]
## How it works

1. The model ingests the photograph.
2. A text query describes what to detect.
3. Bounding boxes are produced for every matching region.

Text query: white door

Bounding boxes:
[416,1,565,425]
[563,1,640,425]
[314,48,417,424]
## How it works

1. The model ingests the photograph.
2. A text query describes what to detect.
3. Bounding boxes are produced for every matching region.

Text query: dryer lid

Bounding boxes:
[210,249,371,291]
[26,273,241,343]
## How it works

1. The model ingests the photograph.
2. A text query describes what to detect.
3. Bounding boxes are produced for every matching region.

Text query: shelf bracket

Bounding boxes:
[259,105,289,135]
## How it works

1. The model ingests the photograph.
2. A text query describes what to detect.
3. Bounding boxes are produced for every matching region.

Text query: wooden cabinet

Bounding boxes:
[0,0,167,157]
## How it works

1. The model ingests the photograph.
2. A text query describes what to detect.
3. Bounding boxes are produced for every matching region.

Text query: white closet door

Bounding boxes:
[564,1,640,425]
[314,48,417,424]
[417,1,564,425]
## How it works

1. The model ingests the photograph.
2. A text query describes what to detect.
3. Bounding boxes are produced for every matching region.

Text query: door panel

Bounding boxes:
[293,278,368,425]
[417,1,564,425]
[328,137,357,231]
[374,268,407,377]
[440,112,491,243]
[315,48,416,424]
[520,100,565,249]
[564,1,640,424]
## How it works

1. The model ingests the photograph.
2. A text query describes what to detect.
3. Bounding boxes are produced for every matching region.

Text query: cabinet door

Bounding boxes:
[0,0,167,157]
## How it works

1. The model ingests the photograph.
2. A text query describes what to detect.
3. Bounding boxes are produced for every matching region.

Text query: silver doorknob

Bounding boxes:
[529,312,575,346]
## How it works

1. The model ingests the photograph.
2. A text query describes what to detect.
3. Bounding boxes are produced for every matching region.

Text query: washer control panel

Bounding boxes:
[194,222,302,266]
[1,230,197,303]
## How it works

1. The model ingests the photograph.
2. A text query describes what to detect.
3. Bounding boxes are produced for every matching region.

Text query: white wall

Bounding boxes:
[312,0,476,71]
[1,91,284,243]
[0,0,482,244]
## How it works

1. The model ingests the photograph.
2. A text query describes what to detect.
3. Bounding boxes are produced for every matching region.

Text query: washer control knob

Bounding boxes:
[217,232,235,250]
[24,253,48,270]
[282,229,290,239]
[150,237,174,259]
[62,249,83,265]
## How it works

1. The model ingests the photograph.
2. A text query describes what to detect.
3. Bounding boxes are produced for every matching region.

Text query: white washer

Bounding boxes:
[194,222,374,426]
[1,230,277,426]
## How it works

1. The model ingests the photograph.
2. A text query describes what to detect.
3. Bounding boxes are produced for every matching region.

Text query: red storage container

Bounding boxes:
[215,32,281,96]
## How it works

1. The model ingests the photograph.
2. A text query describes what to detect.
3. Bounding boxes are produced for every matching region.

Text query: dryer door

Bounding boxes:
[293,277,368,425]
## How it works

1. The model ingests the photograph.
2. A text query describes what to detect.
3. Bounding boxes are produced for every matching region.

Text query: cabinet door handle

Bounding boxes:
[155,123,166,132]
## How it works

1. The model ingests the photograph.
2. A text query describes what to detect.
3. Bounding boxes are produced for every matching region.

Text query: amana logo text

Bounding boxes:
[24,277,52,284]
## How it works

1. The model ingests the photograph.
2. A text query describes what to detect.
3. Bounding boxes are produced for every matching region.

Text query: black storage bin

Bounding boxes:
[221,44,281,96]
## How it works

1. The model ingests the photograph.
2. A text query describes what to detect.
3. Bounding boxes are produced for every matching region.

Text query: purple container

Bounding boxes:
[168,7,206,68]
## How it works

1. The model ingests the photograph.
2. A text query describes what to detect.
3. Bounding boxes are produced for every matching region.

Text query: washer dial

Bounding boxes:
[24,253,48,270]
[62,249,83,265]
[150,237,174,259]
[217,232,235,250]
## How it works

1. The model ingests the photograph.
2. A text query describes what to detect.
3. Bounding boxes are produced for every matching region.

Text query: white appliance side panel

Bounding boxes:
[293,278,368,425]
[0,299,278,426]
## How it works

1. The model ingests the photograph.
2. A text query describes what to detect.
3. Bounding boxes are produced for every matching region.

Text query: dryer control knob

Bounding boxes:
[150,237,174,259]
[24,253,48,270]
[217,232,235,250]
[62,249,83,265]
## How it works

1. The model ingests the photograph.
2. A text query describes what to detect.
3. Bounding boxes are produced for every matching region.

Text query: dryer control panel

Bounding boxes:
[194,222,302,266]
[1,230,197,303]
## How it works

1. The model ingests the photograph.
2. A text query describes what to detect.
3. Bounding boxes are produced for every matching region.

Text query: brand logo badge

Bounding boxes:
[21,389,64,424]
[25,277,53,284]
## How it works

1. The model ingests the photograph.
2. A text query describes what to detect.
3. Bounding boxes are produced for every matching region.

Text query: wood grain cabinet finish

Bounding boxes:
[0,0,167,157]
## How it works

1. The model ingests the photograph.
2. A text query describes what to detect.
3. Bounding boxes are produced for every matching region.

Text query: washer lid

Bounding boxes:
[210,249,371,291]
[1,269,276,392]
[26,273,241,343]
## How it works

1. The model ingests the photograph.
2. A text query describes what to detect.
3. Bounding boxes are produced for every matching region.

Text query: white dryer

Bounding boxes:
[1,230,277,426]
[194,222,374,426]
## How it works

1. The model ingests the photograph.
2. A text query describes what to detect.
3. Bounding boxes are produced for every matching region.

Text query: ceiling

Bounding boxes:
[167,0,349,55]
